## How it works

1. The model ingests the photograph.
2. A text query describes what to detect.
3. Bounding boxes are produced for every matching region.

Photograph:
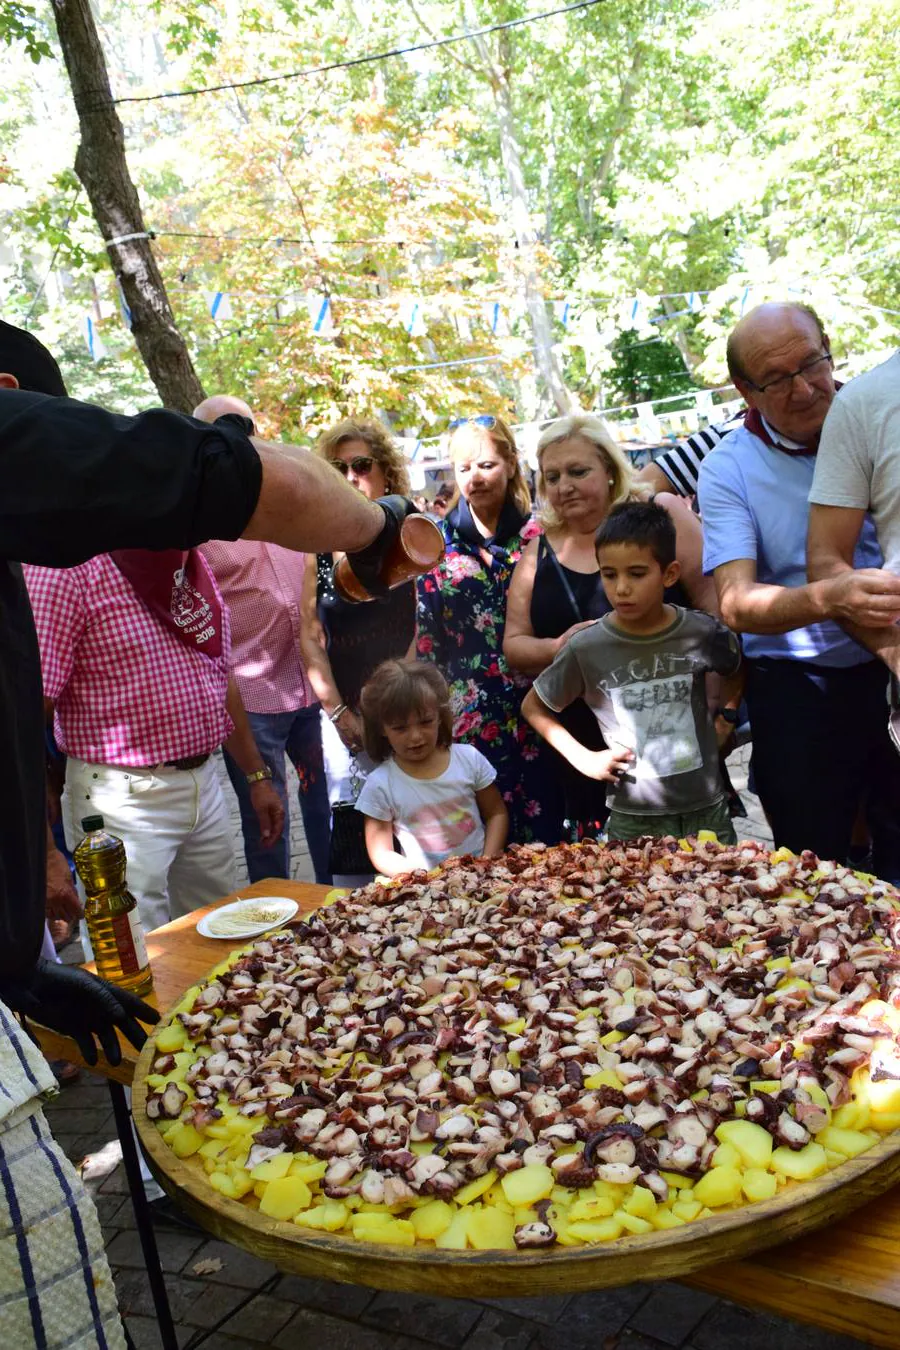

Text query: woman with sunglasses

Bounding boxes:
[504,413,720,842]
[415,414,555,843]
[300,419,415,884]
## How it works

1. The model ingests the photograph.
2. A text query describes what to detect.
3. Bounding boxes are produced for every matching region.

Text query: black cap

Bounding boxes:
[0,319,67,397]
[81,814,105,832]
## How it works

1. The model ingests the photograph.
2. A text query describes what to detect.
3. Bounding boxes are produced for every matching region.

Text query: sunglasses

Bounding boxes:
[448,414,497,431]
[329,455,375,477]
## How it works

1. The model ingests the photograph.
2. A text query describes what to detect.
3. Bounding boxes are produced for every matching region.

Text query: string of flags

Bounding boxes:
[75,274,900,361]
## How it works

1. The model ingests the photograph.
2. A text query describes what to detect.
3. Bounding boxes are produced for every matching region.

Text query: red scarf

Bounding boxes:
[110,549,223,658]
[743,407,818,456]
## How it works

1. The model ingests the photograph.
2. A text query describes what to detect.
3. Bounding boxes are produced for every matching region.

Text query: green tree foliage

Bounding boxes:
[1,0,897,422]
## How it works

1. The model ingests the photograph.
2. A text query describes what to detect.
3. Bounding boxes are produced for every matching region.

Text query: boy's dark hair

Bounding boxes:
[595,500,677,569]
[0,319,67,396]
[360,659,454,763]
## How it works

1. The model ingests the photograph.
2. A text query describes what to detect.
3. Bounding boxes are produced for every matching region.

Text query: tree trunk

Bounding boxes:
[472,30,571,417]
[50,0,205,413]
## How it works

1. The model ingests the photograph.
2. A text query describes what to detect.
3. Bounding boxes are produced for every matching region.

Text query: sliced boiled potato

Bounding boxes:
[250,1153,293,1182]
[500,1163,555,1207]
[741,1168,778,1202]
[455,1171,498,1206]
[410,1199,455,1241]
[434,1208,471,1249]
[258,1175,312,1221]
[715,1120,774,1170]
[693,1166,743,1208]
[467,1206,517,1250]
[816,1126,873,1159]
[770,1142,828,1181]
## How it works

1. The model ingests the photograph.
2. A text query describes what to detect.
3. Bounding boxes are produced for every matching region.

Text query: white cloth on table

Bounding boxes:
[61,756,235,934]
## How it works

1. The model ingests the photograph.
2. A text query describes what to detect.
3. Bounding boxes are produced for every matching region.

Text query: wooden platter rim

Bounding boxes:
[132,945,900,1296]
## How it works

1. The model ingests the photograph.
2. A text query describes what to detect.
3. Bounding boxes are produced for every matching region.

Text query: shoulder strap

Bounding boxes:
[543,536,584,624]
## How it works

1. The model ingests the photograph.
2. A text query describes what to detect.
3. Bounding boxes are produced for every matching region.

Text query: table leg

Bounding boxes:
[108,1080,179,1350]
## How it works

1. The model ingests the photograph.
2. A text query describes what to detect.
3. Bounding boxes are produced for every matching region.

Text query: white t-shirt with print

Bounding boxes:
[356,743,496,870]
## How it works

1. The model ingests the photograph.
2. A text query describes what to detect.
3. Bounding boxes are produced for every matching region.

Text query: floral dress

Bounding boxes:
[415,497,558,844]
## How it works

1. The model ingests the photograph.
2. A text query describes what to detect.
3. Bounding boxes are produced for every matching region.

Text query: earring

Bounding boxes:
[608,478,614,487]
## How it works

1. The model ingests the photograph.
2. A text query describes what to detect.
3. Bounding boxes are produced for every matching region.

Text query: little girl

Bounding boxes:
[356,660,509,876]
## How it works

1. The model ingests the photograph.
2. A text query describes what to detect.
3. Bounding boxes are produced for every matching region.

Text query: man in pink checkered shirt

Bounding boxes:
[25,551,285,933]
[196,396,331,885]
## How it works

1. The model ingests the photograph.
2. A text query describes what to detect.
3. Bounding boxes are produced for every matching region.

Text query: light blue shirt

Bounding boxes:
[698,421,882,665]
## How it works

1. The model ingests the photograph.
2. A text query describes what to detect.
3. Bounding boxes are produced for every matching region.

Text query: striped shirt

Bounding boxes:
[201,540,315,715]
[24,553,233,767]
[651,415,744,497]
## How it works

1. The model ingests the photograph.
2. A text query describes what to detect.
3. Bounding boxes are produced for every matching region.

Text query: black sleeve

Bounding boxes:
[0,390,263,566]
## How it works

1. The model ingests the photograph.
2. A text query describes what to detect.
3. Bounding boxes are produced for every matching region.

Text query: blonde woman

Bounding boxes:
[299,418,415,884]
[415,414,554,842]
[503,413,716,840]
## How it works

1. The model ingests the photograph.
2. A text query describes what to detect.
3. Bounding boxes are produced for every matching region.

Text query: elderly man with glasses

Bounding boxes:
[697,301,900,874]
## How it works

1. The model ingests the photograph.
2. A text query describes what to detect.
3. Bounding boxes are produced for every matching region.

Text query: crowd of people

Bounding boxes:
[3,302,900,1342]
[18,300,900,935]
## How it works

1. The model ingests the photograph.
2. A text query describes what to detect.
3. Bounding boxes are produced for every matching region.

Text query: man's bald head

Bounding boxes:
[726,303,827,386]
[193,394,255,428]
[726,302,835,446]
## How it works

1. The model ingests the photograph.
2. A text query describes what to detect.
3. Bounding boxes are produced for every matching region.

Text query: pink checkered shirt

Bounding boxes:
[200,540,315,716]
[24,553,233,767]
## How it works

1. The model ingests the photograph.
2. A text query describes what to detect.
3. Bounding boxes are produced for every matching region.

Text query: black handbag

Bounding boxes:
[328,801,371,875]
[327,756,372,875]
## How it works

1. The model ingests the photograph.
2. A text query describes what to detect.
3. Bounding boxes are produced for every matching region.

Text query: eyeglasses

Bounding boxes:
[329,455,375,477]
[745,352,834,397]
[448,414,497,431]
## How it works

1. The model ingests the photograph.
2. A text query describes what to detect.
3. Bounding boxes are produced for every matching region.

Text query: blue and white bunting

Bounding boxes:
[553,299,572,328]
[207,291,233,323]
[116,279,133,332]
[687,292,704,313]
[82,314,106,361]
[306,291,335,337]
[483,302,509,337]
[400,299,428,338]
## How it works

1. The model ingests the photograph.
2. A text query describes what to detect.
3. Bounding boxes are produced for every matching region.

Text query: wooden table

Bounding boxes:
[35,878,900,1348]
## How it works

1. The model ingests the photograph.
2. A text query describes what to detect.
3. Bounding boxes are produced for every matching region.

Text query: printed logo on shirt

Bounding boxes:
[170,569,216,645]
[406,801,478,852]
[608,672,702,780]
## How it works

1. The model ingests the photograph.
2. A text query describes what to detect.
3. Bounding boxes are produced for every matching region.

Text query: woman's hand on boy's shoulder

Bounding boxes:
[554,619,598,656]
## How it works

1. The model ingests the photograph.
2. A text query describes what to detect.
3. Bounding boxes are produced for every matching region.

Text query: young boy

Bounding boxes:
[522,500,743,843]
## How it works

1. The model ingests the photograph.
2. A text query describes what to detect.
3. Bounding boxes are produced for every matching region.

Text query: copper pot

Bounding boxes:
[332,514,445,603]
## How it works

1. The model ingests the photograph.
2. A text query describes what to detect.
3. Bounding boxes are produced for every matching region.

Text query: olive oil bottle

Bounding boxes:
[73,815,153,996]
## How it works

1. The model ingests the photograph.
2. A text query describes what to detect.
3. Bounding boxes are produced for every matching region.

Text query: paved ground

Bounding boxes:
[43,744,869,1350]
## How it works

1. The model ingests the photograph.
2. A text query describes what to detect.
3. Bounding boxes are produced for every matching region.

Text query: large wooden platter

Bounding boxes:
[133,965,900,1298]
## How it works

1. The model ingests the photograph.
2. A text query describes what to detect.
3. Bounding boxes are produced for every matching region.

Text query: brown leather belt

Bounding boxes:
[164,753,211,772]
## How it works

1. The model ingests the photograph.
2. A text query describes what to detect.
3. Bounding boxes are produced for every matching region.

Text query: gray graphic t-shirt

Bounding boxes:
[534,607,741,816]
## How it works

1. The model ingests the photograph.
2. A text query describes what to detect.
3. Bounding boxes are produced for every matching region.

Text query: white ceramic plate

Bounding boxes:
[197,896,299,940]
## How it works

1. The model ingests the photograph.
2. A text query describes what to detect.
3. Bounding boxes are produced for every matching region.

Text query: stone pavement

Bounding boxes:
[45,742,867,1350]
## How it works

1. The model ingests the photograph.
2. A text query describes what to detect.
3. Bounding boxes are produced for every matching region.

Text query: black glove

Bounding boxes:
[344,495,418,600]
[1,961,159,1067]
[215,412,256,437]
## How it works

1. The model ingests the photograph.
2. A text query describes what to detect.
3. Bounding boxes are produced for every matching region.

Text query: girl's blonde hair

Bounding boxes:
[360,660,454,764]
[535,414,642,530]
[315,418,410,496]
[446,415,532,518]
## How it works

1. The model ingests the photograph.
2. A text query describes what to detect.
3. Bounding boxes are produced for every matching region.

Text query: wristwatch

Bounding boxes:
[715,707,739,725]
[245,767,274,785]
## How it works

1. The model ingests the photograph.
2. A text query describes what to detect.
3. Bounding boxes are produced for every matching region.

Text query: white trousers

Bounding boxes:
[62,756,236,933]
